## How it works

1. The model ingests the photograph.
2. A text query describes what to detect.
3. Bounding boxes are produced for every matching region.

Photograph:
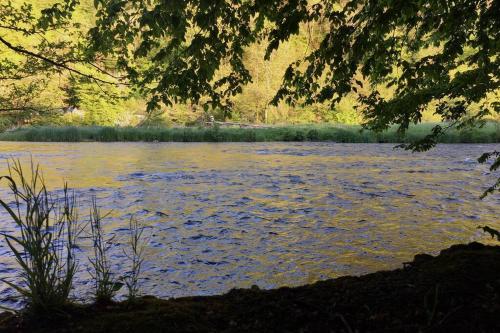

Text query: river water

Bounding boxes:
[0,142,498,309]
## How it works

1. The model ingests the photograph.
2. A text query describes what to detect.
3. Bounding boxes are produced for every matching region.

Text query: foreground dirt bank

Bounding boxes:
[1,242,499,332]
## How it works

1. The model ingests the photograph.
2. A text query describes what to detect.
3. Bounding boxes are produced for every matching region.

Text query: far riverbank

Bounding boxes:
[0,123,498,143]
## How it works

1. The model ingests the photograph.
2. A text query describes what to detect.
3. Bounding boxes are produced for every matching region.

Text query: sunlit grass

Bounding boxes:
[0,122,498,143]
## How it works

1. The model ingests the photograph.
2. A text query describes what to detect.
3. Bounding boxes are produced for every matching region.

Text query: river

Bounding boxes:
[0,142,498,309]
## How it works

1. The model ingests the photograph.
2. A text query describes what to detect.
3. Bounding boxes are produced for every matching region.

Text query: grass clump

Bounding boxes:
[0,160,80,314]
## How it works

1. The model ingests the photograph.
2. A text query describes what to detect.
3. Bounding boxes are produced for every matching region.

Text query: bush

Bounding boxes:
[203,126,223,142]
[0,117,15,132]
[294,130,306,141]
[62,126,81,142]
[98,127,119,141]
[283,130,295,141]
[306,129,320,141]
[243,129,257,142]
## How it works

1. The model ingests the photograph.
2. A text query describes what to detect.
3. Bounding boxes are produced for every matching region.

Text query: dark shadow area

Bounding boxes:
[1,242,499,332]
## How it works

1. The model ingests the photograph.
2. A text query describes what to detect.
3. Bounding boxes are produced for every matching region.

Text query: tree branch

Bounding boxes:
[0,35,122,85]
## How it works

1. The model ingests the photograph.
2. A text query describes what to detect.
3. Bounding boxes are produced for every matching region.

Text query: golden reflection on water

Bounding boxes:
[0,142,498,304]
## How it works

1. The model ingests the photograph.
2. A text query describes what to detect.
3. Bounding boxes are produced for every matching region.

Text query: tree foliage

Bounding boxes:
[1,0,362,127]
[88,1,499,128]
[0,0,125,126]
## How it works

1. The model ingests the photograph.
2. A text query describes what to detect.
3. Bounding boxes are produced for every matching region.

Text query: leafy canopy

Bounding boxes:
[0,0,123,123]
[88,0,499,129]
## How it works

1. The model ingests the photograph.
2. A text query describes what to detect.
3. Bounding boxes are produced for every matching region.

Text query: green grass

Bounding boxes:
[0,123,498,143]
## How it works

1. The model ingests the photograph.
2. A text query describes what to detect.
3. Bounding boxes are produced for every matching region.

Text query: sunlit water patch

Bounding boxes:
[0,142,498,309]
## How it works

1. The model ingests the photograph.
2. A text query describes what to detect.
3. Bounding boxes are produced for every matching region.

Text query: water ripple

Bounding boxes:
[0,142,498,310]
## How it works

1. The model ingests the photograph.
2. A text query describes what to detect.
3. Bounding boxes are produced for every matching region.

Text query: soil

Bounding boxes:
[0,242,499,332]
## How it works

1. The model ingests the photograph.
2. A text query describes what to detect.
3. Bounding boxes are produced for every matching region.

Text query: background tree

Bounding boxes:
[0,0,129,127]
[1,0,365,128]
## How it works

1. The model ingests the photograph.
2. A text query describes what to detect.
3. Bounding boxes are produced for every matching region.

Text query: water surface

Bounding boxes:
[0,142,498,309]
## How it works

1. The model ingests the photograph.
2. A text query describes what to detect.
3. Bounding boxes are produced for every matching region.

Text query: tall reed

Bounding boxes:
[0,160,80,313]
[122,217,147,301]
[88,197,122,303]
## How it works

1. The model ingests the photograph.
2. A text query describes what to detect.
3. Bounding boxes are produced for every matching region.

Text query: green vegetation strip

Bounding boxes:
[0,123,499,143]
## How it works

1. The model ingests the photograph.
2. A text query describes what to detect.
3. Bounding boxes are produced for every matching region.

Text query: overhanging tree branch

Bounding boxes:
[0,35,122,85]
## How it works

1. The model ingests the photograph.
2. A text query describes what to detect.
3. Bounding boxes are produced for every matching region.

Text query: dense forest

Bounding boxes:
[2,0,497,131]
[0,0,347,128]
